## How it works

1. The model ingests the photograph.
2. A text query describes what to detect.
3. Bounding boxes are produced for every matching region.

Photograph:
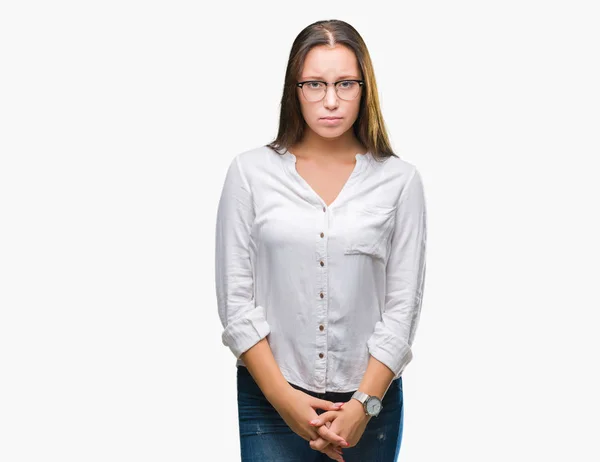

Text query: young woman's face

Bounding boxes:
[297,44,363,141]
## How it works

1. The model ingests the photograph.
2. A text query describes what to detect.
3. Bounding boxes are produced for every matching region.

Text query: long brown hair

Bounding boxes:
[266,19,398,162]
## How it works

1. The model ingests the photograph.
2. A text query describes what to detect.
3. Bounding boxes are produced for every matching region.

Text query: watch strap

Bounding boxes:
[351,390,369,404]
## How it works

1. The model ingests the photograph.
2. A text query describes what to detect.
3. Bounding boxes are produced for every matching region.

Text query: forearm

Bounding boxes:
[356,355,395,400]
[240,337,293,406]
[328,355,395,429]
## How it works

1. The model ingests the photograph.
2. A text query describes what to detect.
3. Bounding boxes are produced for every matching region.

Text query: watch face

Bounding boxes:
[366,397,382,415]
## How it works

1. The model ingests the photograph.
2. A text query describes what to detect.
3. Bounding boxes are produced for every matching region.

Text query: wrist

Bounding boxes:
[265,382,294,408]
[347,397,372,422]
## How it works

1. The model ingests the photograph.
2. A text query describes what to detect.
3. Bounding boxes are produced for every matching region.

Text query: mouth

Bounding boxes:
[320,116,343,125]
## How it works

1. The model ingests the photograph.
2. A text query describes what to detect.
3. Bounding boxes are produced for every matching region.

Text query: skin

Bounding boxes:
[289,44,397,460]
[289,43,368,211]
[239,44,397,462]
[240,339,350,461]
[307,358,395,457]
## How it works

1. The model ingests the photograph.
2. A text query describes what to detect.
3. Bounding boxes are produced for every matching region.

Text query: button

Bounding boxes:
[319,353,324,358]
[319,325,324,331]
[322,206,326,212]
[320,232,324,238]
[320,292,324,298]
[320,261,324,267]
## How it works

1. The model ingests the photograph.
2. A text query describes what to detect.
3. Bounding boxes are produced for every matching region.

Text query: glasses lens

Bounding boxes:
[302,81,326,102]
[336,81,361,100]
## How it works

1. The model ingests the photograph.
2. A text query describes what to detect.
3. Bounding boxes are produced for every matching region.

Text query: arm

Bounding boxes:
[240,338,294,405]
[215,155,292,404]
[216,155,358,458]
[362,167,428,398]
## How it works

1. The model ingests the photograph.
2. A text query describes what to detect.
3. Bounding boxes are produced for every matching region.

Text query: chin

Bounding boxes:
[311,125,349,138]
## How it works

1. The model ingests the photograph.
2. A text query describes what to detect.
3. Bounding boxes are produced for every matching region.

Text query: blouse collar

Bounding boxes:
[281,148,372,176]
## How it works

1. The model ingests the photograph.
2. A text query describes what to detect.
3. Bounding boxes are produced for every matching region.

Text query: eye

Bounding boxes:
[306,81,323,89]
[338,80,355,89]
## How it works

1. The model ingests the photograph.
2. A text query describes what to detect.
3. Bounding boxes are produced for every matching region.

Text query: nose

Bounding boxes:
[323,83,339,109]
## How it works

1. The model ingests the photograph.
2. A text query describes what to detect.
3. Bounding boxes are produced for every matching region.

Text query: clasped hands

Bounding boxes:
[271,386,371,462]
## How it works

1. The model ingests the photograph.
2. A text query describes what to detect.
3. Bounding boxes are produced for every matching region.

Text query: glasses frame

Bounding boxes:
[296,79,365,101]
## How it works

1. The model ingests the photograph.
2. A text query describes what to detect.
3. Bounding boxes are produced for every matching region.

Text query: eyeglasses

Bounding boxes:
[296,79,364,102]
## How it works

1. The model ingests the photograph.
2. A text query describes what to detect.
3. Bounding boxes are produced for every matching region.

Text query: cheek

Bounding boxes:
[299,103,314,121]
[299,103,318,122]
[296,95,309,118]
[298,105,322,131]
[347,100,361,119]
[342,103,361,128]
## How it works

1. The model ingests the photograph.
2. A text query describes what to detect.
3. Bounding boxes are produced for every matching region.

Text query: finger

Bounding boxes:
[301,425,320,442]
[310,437,338,454]
[310,435,344,458]
[310,397,345,411]
[307,428,320,441]
[323,445,344,461]
[310,437,326,451]
[318,424,348,447]
[309,410,338,426]
[308,413,347,447]
[326,437,343,454]
[325,421,339,451]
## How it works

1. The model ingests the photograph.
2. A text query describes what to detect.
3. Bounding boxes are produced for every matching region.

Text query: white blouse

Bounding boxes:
[215,144,427,393]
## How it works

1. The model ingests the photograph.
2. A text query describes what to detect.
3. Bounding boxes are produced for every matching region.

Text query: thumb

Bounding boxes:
[309,397,345,411]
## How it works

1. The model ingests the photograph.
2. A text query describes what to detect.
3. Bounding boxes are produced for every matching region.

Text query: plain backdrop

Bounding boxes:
[1,1,599,461]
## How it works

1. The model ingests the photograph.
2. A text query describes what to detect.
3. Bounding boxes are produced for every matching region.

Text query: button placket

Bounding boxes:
[316,203,329,385]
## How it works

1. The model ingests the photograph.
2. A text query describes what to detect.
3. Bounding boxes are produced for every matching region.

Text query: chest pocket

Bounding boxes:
[342,203,397,261]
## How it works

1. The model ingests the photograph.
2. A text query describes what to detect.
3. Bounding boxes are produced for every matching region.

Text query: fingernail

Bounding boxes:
[334,402,344,408]
[342,440,349,446]
[309,419,319,425]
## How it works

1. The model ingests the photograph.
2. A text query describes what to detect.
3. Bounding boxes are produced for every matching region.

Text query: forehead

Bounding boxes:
[301,44,360,79]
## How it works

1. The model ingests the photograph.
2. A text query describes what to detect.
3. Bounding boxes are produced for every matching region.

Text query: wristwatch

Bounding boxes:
[351,390,383,417]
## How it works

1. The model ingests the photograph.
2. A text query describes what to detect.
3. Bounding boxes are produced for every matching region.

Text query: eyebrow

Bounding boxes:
[301,75,360,81]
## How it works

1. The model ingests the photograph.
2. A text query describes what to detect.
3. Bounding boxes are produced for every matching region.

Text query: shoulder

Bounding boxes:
[372,153,418,177]
[232,144,282,174]
[365,154,426,207]
[371,154,422,191]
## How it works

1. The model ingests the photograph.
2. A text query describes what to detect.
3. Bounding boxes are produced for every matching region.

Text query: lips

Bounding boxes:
[319,117,343,126]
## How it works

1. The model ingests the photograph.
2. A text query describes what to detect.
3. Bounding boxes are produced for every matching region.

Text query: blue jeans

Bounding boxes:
[236,365,404,461]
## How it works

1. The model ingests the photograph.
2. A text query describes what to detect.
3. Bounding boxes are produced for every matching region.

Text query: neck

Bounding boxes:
[291,129,366,160]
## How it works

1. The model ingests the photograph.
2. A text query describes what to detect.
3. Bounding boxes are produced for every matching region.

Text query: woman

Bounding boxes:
[215,19,427,461]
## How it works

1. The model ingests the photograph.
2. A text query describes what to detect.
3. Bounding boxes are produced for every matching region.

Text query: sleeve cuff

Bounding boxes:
[367,329,414,378]
[221,305,271,359]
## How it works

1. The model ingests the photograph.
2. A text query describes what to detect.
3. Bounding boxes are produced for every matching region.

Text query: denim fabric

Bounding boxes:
[236,365,404,461]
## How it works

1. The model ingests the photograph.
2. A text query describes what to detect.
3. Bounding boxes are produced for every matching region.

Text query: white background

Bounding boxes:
[1,1,599,461]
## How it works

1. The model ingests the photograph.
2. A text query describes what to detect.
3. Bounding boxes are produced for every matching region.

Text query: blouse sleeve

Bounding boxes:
[366,167,428,378]
[215,155,271,359]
